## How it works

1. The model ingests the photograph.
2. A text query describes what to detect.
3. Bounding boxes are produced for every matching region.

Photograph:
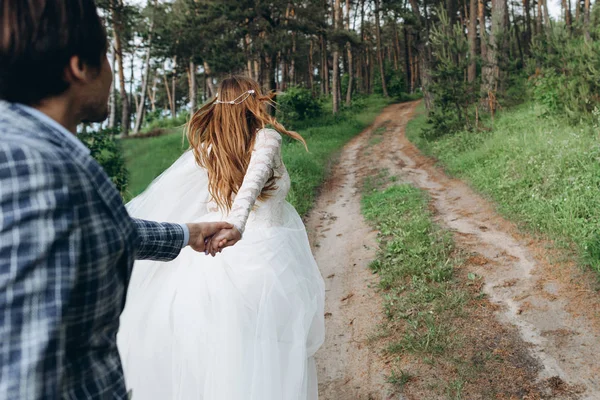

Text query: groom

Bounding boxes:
[0,1,234,399]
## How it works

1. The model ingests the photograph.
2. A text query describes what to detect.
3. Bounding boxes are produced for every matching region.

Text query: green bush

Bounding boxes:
[141,111,190,134]
[529,27,600,121]
[81,128,129,196]
[276,86,323,127]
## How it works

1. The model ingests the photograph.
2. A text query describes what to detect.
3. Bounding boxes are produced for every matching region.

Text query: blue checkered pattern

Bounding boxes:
[0,101,185,399]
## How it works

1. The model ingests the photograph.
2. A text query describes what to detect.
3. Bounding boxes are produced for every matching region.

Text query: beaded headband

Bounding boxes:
[215,90,255,105]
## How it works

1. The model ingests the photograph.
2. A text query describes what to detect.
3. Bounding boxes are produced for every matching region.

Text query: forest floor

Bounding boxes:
[310,101,600,399]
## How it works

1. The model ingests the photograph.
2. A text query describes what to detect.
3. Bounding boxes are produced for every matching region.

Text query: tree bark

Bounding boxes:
[523,0,532,54]
[374,0,389,97]
[171,57,177,117]
[309,40,315,94]
[562,0,572,26]
[511,3,524,65]
[149,73,157,112]
[536,0,543,35]
[345,0,354,105]
[188,60,197,112]
[332,0,342,113]
[108,43,117,129]
[111,0,129,136]
[542,0,551,34]
[468,0,478,82]
[583,0,591,41]
[482,0,505,111]
[203,61,216,98]
[409,0,433,108]
[133,6,155,134]
[404,27,412,92]
[163,71,174,117]
[479,0,489,79]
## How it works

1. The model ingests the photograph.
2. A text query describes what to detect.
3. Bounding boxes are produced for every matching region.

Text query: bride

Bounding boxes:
[117,76,325,400]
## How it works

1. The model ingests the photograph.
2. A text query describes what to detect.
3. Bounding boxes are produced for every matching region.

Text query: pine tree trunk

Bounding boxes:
[542,0,551,35]
[404,27,412,92]
[332,0,342,113]
[482,0,505,111]
[511,3,524,64]
[108,44,117,129]
[468,0,478,82]
[523,0,532,53]
[203,61,215,98]
[133,9,155,134]
[291,34,297,86]
[583,0,591,40]
[111,0,129,136]
[171,58,177,117]
[409,0,433,108]
[321,35,330,95]
[129,54,135,113]
[345,0,354,105]
[479,0,489,83]
[562,0,572,26]
[188,60,197,112]
[163,72,173,116]
[309,40,315,94]
[149,74,157,112]
[374,0,389,97]
[392,17,402,71]
[536,0,543,35]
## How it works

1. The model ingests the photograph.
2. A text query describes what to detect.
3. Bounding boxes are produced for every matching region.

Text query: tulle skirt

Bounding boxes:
[117,152,325,400]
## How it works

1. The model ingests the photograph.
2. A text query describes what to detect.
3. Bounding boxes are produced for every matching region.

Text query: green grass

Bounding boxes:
[406,102,600,275]
[362,184,464,354]
[121,95,392,215]
[361,182,473,396]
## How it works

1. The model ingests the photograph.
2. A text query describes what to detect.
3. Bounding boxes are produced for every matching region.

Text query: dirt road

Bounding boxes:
[310,101,600,399]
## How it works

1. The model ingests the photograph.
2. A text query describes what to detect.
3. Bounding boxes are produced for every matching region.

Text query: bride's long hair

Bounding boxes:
[187,75,306,211]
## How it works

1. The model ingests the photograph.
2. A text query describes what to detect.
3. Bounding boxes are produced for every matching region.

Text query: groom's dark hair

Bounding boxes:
[0,0,107,105]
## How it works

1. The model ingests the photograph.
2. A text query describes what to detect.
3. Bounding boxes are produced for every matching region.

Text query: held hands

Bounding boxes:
[205,226,242,256]
[185,222,233,253]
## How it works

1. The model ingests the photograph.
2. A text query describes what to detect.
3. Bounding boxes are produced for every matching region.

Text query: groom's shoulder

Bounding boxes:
[0,102,65,164]
[0,138,67,188]
[0,101,44,136]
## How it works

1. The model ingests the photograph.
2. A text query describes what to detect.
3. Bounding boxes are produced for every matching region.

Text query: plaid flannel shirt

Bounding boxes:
[0,101,185,399]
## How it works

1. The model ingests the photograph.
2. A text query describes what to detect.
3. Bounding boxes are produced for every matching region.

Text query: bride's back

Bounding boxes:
[186,76,305,221]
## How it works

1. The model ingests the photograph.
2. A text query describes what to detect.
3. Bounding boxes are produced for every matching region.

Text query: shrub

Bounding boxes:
[276,87,323,127]
[81,128,129,196]
[529,27,600,121]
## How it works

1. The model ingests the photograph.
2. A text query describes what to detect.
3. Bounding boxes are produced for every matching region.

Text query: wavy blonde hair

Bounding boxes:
[187,75,306,211]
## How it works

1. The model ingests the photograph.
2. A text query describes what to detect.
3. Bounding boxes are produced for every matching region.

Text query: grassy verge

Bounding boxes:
[361,179,541,398]
[362,183,467,395]
[122,95,391,215]
[406,102,600,275]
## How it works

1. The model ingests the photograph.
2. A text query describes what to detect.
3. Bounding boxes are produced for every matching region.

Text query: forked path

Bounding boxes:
[310,101,600,399]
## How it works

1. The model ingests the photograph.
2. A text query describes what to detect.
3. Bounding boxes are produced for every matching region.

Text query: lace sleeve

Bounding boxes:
[226,129,281,235]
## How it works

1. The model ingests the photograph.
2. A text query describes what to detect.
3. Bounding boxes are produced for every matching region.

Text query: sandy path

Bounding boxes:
[310,101,600,399]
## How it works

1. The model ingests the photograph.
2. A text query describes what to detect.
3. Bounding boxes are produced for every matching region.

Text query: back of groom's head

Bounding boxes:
[0,0,107,105]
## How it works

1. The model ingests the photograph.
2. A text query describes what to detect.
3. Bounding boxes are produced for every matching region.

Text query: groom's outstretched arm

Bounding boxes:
[132,219,232,260]
[132,219,186,261]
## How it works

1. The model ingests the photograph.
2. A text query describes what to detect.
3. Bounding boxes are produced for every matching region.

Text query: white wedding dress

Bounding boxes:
[117,129,325,400]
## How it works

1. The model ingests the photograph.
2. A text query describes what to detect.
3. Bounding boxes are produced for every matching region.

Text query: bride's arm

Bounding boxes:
[225,128,281,236]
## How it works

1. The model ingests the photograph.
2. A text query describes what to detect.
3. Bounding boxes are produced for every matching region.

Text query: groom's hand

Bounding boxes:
[206,227,242,256]
[186,222,233,253]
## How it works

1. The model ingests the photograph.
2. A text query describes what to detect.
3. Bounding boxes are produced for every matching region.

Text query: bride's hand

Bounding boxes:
[206,227,242,256]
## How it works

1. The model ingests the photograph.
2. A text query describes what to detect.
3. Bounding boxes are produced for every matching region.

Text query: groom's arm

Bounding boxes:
[132,220,233,260]
[131,219,186,261]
